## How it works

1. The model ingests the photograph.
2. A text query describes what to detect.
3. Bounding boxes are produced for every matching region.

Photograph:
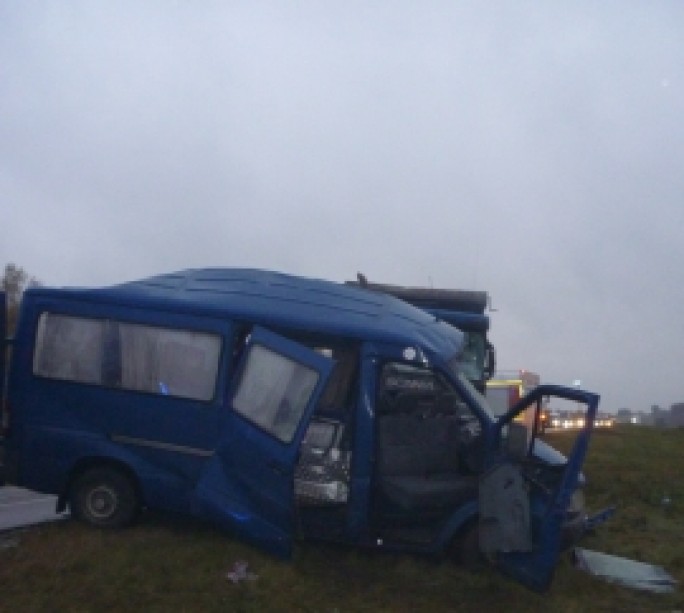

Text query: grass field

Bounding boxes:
[1,426,682,612]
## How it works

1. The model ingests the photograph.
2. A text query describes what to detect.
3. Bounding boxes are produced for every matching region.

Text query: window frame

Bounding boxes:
[32,311,223,403]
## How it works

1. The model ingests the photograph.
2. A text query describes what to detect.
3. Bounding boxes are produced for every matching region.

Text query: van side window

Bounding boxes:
[34,314,103,385]
[33,313,222,402]
[232,344,320,443]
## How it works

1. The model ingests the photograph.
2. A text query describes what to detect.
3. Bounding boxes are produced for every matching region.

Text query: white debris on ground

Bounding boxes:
[0,486,67,532]
[573,548,677,594]
[225,560,259,583]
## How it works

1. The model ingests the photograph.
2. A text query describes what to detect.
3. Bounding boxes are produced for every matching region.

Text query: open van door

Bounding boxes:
[194,326,334,556]
[480,384,599,592]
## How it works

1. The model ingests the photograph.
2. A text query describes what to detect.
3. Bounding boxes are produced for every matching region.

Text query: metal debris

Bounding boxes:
[225,560,258,583]
[573,548,677,594]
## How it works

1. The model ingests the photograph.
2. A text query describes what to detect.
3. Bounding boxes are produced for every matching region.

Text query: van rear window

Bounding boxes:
[33,313,221,402]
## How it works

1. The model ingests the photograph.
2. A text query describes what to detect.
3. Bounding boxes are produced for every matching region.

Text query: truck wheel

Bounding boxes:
[70,467,139,529]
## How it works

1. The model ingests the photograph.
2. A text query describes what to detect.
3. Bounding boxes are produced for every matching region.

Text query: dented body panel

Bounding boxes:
[0,269,602,591]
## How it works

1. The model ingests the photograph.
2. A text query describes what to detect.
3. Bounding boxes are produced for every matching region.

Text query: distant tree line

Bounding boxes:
[2,263,40,334]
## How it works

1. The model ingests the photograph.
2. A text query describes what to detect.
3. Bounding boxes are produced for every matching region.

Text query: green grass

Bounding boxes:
[1,426,683,612]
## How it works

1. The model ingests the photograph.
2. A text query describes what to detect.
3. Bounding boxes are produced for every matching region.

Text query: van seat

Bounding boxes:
[376,409,476,513]
[379,475,476,512]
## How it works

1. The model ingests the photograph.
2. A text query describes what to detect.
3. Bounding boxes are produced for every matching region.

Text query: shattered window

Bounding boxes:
[233,344,320,443]
[457,331,486,381]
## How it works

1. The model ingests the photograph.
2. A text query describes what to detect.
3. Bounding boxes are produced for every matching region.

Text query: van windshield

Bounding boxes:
[456,331,486,382]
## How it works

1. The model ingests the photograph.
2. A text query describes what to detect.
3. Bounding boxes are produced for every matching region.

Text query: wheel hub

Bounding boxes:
[87,486,117,519]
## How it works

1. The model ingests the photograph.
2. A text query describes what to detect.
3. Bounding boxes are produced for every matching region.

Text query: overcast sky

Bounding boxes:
[2,2,683,413]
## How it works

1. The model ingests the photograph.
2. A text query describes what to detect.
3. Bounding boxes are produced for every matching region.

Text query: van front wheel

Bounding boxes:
[70,467,139,529]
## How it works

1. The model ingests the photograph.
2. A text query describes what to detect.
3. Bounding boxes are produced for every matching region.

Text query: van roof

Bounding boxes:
[31,269,464,360]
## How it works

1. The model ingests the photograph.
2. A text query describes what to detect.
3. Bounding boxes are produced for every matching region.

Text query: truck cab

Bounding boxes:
[346,277,495,393]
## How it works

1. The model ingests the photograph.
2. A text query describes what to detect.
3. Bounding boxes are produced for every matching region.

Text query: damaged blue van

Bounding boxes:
[0,269,606,591]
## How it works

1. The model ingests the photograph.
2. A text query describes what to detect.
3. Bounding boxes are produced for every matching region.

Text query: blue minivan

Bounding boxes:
[0,268,605,591]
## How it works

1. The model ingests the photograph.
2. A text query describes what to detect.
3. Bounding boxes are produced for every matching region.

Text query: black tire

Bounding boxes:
[70,467,140,529]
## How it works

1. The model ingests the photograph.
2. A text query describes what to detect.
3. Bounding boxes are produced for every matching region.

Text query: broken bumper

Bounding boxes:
[562,505,616,547]
[585,505,616,530]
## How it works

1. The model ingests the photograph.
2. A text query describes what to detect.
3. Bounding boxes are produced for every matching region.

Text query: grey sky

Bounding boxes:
[2,2,683,412]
